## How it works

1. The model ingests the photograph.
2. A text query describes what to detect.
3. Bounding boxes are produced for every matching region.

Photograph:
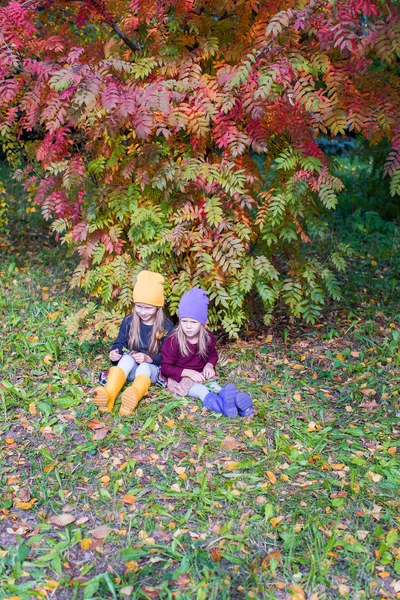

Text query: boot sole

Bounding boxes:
[93,387,109,410]
[221,384,238,418]
[120,387,139,416]
[235,392,254,417]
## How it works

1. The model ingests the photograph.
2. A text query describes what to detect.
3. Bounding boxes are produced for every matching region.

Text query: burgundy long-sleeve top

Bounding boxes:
[161,331,218,383]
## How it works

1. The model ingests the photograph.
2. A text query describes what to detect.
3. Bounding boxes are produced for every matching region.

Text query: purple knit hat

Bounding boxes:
[178,288,209,325]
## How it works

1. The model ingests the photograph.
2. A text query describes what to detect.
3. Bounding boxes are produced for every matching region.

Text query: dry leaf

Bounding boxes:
[265,471,277,484]
[92,427,110,440]
[270,516,283,527]
[359,388,376,396]
[210,548,222,562]
[125,560,139,573]
[122,494,136,505]
[165,419,175,428]
[48,514,76,526]
[359,399,378,409]
[43,354,53,364]
[261,550,281,568]
[87,419,105,430]
[47,311,60,320]
[225,461,239,471]
[120,586,134,596]
[140,586,159,599]
[5,438,15,445]
[81,538,92,550]
[28,403,37,415]
[221,435,240,450]
[366,471,383,483]
[136,468,144,478]
[388,447,397,455]
[244,429,254,438]
[176,573,191,588]
[174,465,186,475]
[14,498,37,510]
[89,524,113,539]
[331,463,345,470]
[170,484,181,492]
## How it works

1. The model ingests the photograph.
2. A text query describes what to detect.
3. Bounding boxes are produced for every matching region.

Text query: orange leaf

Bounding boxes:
[225,461,239,471]
[122,494,136,505]
[14,498,38,510]
[221,435,240,450]
[81,538,92,550]
[43,354,53,364]
[265,471,276,484]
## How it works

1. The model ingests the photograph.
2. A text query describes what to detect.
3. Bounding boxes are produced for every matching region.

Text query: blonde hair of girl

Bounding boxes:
[175,321,210,360]
[128,306,165,355]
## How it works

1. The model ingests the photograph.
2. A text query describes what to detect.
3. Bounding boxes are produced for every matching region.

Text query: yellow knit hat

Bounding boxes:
[133,270,165,307]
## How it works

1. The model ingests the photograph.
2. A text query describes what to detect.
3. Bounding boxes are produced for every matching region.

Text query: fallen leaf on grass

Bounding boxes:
[48,514,76,526]
[176,573,191,588]
[210,548,221,562]
[221,435,240,450]
[14,498,37,510]
[265,471,277,484]
[359,388,376,396]
[125,560,139,573]
[92,427,110,440]
[140,587,159,599]
[388,447,397,455]
[89,525,113,539]
[244,429,253,438]
[87,419,106,430]
[359,399,378,409]
[122,494,136,505]
[270,516,283,527]
[261,550,281,568]
[225,461,239,471]
[28,403,37,415]
[120,586,134,596]
[366,471,383,483]
[43,354,53,364]
[80,538,92,550]
[307,421,322,432]
[165,419,175,428]
[5,438,15,445]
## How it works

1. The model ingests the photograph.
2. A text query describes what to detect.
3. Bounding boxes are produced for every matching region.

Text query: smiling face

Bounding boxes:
[135,302,158,325]
[180,317,202,340]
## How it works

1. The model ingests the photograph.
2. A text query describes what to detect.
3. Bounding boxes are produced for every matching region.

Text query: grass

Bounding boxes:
[0,168,399,599]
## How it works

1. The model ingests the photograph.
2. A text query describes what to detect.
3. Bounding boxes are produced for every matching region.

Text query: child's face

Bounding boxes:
[180,318,202,339]
[135,303,158,324]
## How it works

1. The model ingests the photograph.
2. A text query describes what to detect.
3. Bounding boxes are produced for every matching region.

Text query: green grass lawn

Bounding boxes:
[0,182,399,599]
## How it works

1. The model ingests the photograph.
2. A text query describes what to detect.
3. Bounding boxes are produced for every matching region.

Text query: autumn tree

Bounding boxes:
[0,0,399,338]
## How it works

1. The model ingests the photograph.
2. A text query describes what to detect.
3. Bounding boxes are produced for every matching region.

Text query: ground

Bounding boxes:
[0,189,399,599]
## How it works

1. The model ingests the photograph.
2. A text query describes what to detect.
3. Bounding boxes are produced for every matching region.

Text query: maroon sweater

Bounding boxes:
[161,331,218,382]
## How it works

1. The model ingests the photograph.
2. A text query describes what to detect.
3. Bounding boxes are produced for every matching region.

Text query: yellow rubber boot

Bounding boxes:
[93,366,126,413]
[119,374,151,416]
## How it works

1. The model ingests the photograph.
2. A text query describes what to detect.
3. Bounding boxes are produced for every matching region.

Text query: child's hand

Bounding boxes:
[131,352,152,364]
[109,349,122,362]
[203,363,216,379]
[182,369,205,383]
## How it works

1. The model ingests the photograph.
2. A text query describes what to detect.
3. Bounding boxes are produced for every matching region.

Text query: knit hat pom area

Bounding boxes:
[133,270,165,307]
[178,287,209,325]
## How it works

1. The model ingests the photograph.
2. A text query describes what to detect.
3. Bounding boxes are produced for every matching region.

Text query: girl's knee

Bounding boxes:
[136,363,151,378]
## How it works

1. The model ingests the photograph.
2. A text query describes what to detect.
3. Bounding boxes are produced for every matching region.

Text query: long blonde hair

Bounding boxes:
[174,321,210,360]
[128,306,165,355]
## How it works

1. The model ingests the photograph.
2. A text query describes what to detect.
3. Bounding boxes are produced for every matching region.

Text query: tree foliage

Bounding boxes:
[0,0,399,337]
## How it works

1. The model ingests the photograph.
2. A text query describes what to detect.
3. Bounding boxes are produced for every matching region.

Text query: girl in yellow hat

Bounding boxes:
[93,270,173,415]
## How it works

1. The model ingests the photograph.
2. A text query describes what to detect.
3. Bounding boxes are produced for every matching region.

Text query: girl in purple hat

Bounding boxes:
[161,288,254,418]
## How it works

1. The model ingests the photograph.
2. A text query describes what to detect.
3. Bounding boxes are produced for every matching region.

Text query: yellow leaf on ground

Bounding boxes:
[14,498,37,510]
[265,471,276,484]
[122,494,136,505]
[44,463,56,473]
[47,311,60,320]
[81,538,92,550]
[5,438,15,445]
[28,403,37,415]
[388,447,397,455]
[270,516,283,527]
[125,560,139,573]
[379,572,390,578]
[165,419,175,428]
[366,471,383,483]
[244,429,254,438]
[43,354,53,364]
[331,463,345,470]
[225,461,239,471]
